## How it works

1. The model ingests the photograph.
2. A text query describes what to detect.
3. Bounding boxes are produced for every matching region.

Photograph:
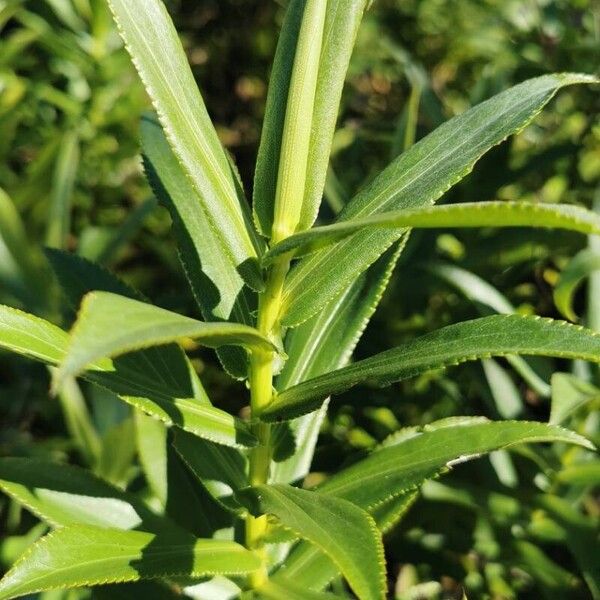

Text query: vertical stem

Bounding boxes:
[246,258,289,588]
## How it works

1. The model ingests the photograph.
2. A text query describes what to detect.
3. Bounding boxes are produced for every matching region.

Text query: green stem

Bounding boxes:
[246,258,289,588]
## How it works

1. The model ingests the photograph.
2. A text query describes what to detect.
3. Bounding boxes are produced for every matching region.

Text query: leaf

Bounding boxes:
[253,0,368,236]
[280,73,598,326]
[173,429,248,513]
[265,201,600,264]
[263,314,600,421]
[107,0,263,290]
[45,130,78,250]
[135,411,168,508]
[0,526,261,600]
[537,495,600,599]
[237,484,385,600]
[45,247,142,311]
[316,420,592,510]
[269,0,327,242]
[0,304,256,448]
[141,116,254,379]
[92,581,182,600]
[554,248,600,322]
[55,291,275,387]
[549,373,600,425]
[0,458,173,533]
[272,244,403,484]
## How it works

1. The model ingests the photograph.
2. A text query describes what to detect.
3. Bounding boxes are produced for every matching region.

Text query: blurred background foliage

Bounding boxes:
[0,0,599,598]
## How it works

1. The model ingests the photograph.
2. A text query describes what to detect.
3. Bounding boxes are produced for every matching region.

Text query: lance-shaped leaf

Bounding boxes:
[263,314,600,421]
[0,458,175,534]
[316,420,593,510]
[273,491,418,593]
[141,116,254,379]
[272,243,404,484]
[0,526,261,600]
[55,291,275,388]
[107,0,263,290]
[237,484,385,600]
[554,248,600,322]
[280,73,598,326]
[254,0,368,237]
[550,373,600,425]
[0,305,256,448]
[265,201,600,264]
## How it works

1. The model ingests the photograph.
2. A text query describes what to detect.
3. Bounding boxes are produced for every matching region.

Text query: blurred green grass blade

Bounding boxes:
[536,496,600,600]
[482,358,523,420]
[45,130,78,250]
[237,484,385,600]
[554,248,600,322]
[272,244,403,484]
[428,262,551,397]
[280,73,598,326]
[263,315,600,421]
[550,373,600,425]
[54,371,102,465]
[0,304,257,448]
[270,0,327,242]
[55,291,275,387]
[89,196,158,266]
[0,458,174,533]
[135,411,168,509]
[316,420,592,510]
[0,527,261,600]
[107,0,263,290]
[0,188,48,309]
[253,0,369,237]
[141,116,254,379]
[265,201,600,264]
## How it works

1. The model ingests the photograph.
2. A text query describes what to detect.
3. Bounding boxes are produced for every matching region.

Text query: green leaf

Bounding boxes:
[0,458,173,533]
[141,116,254,379]
[265,201,600,264]
[316,420,592,510]
[135,411,168,508]
[0,304,256,448]
[272,244,403,484]
[280,73,598,326]
[45,130,78,250]
[554,248,600,322]
[0,527,261,600]
[45,248,141,311]
[237,484,385,600]
[0,188,48,311]
[253,0,368,237]
[55,291,275,387]
[263,314,600,421]
[173,429,248,512]
[92,581,182,600]
[550,373,600,425]
[107,0,263,290]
